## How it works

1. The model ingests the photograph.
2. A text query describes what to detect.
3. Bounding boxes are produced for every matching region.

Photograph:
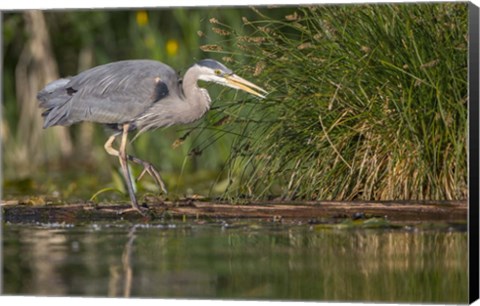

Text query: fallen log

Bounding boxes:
[0,199,467,224]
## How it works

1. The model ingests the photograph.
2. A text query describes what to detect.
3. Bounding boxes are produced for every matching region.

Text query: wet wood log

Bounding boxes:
[0,199,467,224]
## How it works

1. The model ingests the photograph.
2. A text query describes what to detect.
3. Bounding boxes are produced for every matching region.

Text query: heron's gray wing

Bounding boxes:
[39,60,178,128]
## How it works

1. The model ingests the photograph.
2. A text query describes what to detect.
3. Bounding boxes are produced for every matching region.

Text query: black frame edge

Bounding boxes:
[469,1,480,304]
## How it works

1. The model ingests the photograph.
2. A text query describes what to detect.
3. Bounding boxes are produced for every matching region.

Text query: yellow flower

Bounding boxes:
[166,39,179,56]
[136,11,148,27]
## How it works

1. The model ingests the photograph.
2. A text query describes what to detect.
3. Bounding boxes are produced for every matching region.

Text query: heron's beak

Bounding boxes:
[224,74,268,99]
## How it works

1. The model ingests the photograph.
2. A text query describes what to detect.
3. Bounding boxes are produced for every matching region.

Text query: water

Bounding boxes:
[2,220,468,303]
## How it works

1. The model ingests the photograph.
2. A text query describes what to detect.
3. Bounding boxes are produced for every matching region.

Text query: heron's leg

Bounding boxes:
[104,134,119,156]
[105,134,167,195]
[127,155,168,194]
[104,134,126,188]
[117,124,144,214]
[105,134,141,212]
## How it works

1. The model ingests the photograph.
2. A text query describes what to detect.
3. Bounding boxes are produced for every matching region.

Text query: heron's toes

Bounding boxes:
[118,204,150,217]
[135,161,167,194]
[127,155,167,194]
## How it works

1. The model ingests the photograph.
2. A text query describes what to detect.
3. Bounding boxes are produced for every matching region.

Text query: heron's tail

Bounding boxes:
[37,78,72,128]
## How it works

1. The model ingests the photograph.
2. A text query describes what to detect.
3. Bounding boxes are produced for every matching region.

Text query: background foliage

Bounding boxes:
[2,3,468,202]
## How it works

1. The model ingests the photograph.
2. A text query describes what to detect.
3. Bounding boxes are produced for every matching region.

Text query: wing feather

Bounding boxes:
[38,60,179,127]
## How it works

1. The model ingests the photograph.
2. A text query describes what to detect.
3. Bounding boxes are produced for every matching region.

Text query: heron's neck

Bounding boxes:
[134,66,214,133]
[182,67,211,116]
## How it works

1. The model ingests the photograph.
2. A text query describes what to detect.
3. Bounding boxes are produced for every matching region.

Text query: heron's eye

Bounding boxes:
[214,69,222,75]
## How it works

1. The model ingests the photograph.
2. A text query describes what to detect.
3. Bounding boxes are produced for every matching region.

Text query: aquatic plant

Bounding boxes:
[204,3,468,200]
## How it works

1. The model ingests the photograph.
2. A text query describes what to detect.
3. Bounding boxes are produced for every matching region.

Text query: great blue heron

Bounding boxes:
[37,59,267,214]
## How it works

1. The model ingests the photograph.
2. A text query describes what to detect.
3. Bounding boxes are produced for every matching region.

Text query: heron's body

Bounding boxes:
[38,60,213,133]
[37,58,266,215]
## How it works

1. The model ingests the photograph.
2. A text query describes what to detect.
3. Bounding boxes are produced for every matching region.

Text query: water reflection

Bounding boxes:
[2,221,468,303]
[108,225,136,297]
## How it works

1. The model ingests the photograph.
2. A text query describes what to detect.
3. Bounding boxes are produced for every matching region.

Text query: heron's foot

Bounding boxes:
[130,157,168,194]
[119,203,150,217]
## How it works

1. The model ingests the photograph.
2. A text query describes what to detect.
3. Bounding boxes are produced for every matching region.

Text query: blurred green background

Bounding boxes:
[2,7,275,202]
[2,3,468,203]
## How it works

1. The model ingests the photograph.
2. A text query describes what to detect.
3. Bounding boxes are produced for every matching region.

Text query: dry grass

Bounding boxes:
[203,3,468,201]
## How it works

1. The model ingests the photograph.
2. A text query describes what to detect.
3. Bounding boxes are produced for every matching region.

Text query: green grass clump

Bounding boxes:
[204,3,468,201]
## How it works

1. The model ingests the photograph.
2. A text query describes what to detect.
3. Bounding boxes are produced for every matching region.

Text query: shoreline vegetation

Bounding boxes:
[204,4,468,201]
[3,3,468,205]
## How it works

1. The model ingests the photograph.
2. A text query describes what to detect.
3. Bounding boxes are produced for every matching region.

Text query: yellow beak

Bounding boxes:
[225,74,268,99]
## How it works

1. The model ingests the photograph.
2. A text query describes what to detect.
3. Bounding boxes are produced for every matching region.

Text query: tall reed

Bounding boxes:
[204,3,468,201]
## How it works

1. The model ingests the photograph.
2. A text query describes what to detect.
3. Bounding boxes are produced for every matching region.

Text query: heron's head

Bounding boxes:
[194,59,267,98]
